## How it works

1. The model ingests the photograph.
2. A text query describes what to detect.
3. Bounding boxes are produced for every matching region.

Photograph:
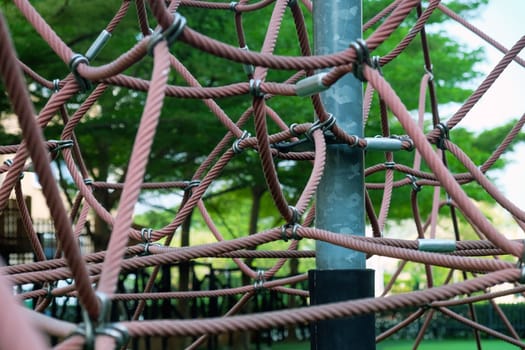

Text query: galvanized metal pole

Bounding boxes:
[314,0,365,271]
[309,0,375,348]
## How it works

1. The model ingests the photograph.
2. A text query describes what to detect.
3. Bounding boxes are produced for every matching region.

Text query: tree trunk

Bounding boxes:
[242,185,265,284]
[91,187,113,251]
[238,186,265,350]
[287,257,300,340]
[90,184,123,252]
[178,210,192,347]
[248,186,265,237]
[93,206,111,252]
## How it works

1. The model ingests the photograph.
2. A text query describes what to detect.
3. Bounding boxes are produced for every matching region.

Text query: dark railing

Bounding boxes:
[41,261,309,349]
[377,303,525,340]
[12,217,522,348]
[0,199,33,261]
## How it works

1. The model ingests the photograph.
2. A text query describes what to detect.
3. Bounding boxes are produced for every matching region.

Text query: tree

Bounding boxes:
[2,0,520,269]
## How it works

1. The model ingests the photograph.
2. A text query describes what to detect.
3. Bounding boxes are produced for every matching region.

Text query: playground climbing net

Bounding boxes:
[0,0,525,348]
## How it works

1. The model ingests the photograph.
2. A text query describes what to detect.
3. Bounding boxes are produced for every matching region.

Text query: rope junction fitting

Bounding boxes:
[406,174,421,192]
[436,122,450,150]
[295,72,329,97]
[249,79,264,97]
[232,130,251,154]
[72,292,129,350]
[52,78,60,92]
[140,228,153,243]
[49,139,74,153]
[418,239,456,253]
[147,12,187,55]
[184,179,201,192]
[241,46,256,75]
[254,269,266,291]
[350,38,371,82]
[68,54,91,91]
[306,113,336,140]
[85,30,112,62]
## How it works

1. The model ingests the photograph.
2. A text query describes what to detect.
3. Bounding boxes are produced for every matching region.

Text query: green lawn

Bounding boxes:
[267,339,521,349]
[376,339,520,349]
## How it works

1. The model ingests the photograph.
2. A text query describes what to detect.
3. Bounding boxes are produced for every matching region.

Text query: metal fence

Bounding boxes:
[43,261,309,349]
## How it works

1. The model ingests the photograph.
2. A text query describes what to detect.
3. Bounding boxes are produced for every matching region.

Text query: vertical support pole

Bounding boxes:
[309,0,375,349]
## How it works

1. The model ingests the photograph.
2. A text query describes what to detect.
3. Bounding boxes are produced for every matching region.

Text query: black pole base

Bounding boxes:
[309,269,375,350]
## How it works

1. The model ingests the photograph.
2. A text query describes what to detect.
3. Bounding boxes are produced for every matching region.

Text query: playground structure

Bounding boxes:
[0,0,525,349]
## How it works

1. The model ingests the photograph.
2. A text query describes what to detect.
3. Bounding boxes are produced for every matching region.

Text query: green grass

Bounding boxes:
[267,339,521,349]
[376,339,520,349]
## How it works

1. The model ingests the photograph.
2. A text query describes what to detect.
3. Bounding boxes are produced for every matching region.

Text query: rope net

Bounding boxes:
[0,0,524,348]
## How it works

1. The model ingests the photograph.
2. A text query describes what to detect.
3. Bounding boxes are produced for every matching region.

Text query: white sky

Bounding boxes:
[439,0,525,209]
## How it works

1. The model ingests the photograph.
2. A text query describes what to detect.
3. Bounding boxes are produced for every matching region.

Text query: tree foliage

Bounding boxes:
[1,0,519,239]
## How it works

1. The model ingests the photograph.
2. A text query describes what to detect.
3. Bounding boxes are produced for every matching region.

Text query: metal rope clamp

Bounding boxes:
[69,54,91,92]
[418,239,456,253]
[371,55,383,76]
[295,72,328,97]
[518,242,525,283]
[253,269,266,292]
[517,260,525,284]
[52,79,61,92]
[349,134,361,148]
[45,281,58,300]
[390,134,414,151]
[288,123,302,138]
[249,79,264,97]
[436,122,449,150]
[384,161,395,169]
[232,130,251,154]
[73,292,129,350]
[424,64,434,81]
[3,158,24,179]
[306,113,336,141]
[281,206,302,242]
[406,174,421,192]
[85,30,111,62]
[49,139,74,154]
[140,228,160,255]
[141,227,153,243]
[241,46,255,75]
[184,179,201,194]
[147,12,187,55]
[350,38,371,82]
